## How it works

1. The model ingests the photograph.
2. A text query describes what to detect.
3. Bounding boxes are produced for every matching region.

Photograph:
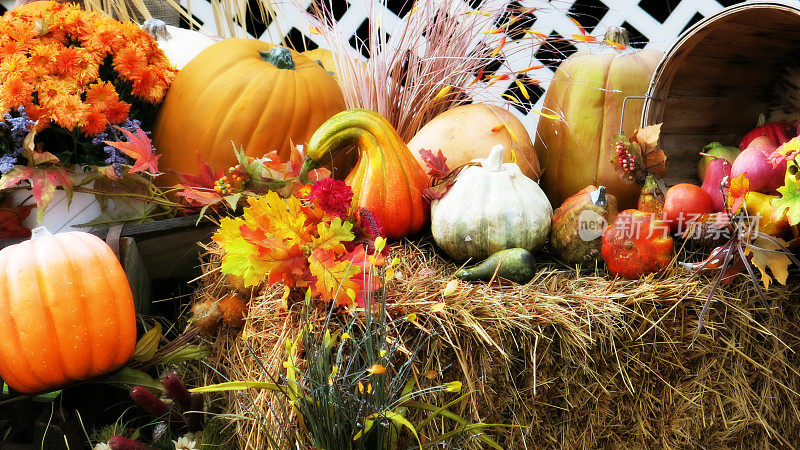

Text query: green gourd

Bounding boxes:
[456,248,536,284]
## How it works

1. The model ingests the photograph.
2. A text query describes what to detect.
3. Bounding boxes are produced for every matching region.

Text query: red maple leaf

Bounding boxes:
[173,153,224,207]
[0,166,72,221]
[175,153,222,188]
[0,197,34,239]
[175,186,223,207]
[418,148,450,178]
[104,126,161,175]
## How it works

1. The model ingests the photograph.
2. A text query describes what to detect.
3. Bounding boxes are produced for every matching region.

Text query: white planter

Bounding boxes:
[10,172,102,234]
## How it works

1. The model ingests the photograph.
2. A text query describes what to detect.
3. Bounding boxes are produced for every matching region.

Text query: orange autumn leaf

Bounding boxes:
[104,125,160,175]
[308,247,361,306]
[727,172,750,213]
[213,185,384,303]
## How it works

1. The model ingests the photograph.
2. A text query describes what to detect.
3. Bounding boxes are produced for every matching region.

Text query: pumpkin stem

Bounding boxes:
[31,226,52,240]
[484,145,505,172]
[142,18,171,41]
[603,26,630,48]
[590,186,607,207]
[259,47,295,70]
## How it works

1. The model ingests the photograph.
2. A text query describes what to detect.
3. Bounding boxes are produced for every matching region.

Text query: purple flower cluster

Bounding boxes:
[92,118,143,178]
[0,106,36,174]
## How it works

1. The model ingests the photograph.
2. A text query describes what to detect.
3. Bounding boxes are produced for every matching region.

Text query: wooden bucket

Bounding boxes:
[641,1,800,185]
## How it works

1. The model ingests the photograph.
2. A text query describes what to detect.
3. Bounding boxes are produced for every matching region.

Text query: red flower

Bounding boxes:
[308,178,353,218]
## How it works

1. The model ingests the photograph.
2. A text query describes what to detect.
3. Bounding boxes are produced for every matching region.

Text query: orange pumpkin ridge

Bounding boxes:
[152,39,345,186]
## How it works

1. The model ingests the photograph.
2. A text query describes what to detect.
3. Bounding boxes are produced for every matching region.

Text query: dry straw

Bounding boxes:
[189,238,800,449]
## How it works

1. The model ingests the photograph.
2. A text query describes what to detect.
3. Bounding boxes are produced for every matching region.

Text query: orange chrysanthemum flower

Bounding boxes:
[0,39,25,61]
[81,24,122,55]
[81,105,107,136]
[0,74,34,107]
[103,100,131,125]
[0,54,28,80]
[0,0,176,140]
[113,45,147,80]
[37,76,79,106]
[28,43,59,74]
[85,81,119,111]
[131,67,161,102]
[51,94,88,131]
[53,47,84,76]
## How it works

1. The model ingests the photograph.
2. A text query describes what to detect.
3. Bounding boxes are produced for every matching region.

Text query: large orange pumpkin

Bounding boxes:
[0,228,136,394]
[534,27,662,209]
[152,39,345,185]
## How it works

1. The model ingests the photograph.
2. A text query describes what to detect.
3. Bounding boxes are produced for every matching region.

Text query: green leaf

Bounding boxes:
[352,418,375,441]
[219,236,268,287]
[224,192,242,210]
[98,367,164,394]
[774,171,800,226]
[364,411,421,448]
[158,345,209,365]
[407,398,515,449]
[132,322,162,362]
[189,380,284,393]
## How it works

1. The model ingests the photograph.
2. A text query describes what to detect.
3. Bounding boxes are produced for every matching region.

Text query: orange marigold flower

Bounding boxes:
[0,74,34,108]
[85,81,119,111]
[51,94,88,131]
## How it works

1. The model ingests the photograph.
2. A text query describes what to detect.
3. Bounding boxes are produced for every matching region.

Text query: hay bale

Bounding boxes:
[190,239,800,449]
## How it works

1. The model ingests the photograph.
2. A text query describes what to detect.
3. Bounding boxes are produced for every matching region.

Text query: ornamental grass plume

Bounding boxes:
[306,0,503,141]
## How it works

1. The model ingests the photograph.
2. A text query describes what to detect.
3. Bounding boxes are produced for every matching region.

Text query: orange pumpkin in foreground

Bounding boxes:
[152,39,345,185]
[0,228,136,394]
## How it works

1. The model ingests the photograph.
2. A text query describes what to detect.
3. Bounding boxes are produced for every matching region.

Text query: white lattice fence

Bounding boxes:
[165,0,740,132]
[0,0,740,132]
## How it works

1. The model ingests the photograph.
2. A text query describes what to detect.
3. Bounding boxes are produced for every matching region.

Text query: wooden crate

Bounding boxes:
[0,215,217,313]
[641,1,800,186]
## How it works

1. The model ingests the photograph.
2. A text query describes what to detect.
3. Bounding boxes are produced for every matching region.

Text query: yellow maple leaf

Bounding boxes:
[747,237,790,289]
[311,217,354,253]
[245,191,309,246]
[308,248,361,305]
